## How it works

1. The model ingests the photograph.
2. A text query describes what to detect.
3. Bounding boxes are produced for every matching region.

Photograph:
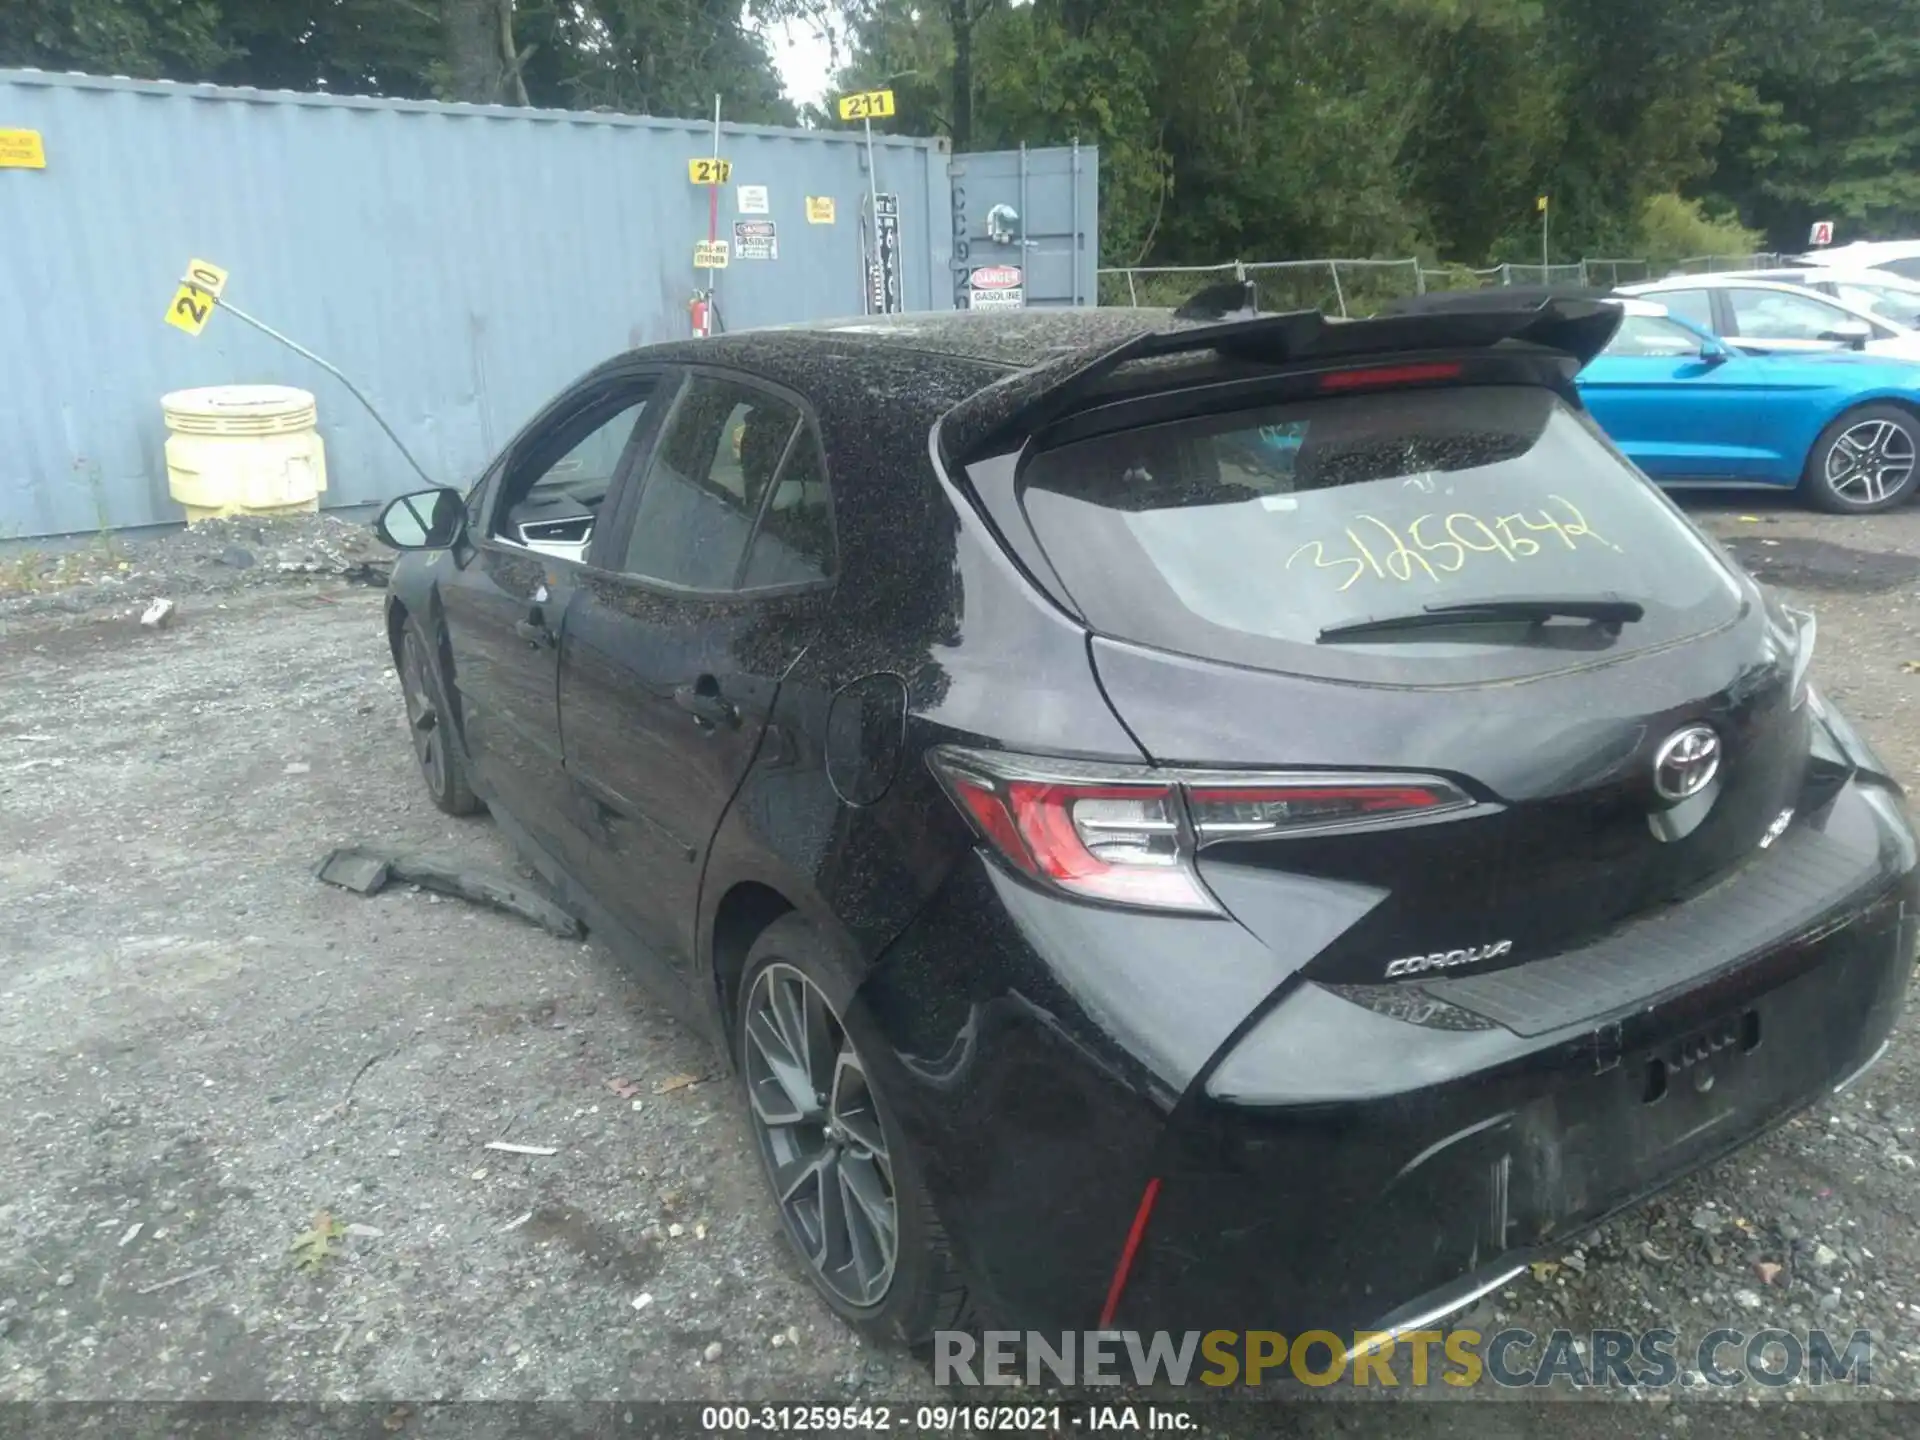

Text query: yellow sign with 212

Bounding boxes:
[164,258,230,337]
[837,89,895,121]
[688,157,733,185]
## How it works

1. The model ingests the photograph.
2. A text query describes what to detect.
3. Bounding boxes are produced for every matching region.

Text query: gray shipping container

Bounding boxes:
[0,71,1094,539]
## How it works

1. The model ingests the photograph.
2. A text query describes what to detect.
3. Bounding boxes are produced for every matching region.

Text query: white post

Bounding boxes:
[864,114,883,312]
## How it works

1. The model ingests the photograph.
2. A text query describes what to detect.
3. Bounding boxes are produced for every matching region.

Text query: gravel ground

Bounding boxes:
[4,499,1920,1431]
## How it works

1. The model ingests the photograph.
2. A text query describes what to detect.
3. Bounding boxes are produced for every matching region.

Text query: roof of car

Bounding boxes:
[1711,267,1920,292]
[1628,275,1818,292]
[716,307,1198,369]
[1800,240,1920,265]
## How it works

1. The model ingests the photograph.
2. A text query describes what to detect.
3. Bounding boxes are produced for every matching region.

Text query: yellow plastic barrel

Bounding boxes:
[162,385,328,522]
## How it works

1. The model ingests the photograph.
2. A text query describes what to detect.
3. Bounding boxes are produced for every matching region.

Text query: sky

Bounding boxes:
[760,16,838,110]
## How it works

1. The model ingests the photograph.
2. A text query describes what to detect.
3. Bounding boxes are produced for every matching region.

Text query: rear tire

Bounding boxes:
[1802,404,1920,513]
[734,916,970,1347]
[397,614,480,816]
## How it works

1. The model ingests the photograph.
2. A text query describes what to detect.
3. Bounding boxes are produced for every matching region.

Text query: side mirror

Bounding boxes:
[1698,338,1732,366]
[1820,320,1873,350]
[375,487,467,550]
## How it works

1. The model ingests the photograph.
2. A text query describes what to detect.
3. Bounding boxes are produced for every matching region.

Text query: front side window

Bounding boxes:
[1605,315,1707,358]
[1829,282,1920,328]
[1652,288,1715,331]
[491,381,655,560]
[1020,385,1743,685]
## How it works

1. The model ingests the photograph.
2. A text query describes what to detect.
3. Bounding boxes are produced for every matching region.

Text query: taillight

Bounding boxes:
[1185,780,1466,844]
[1318,361,1463,393]
[929,748,1472,914]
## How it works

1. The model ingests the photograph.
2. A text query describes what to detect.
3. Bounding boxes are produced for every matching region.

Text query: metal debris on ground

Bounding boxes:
[139,598,176,628]
[136,1263,220,1296]
[314,844,583,938]
[483,1141,557,1157]
[653,1073,701,1095]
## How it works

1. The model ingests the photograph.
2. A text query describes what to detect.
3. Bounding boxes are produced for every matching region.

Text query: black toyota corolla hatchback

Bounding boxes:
[374,292,1916,1348]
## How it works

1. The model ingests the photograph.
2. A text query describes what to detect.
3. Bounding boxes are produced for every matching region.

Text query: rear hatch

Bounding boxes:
[1015,377,1818,985]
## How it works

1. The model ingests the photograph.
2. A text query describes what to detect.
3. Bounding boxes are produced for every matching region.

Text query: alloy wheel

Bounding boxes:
[399,629,446,794]
[742,962,898,1308]
[1825,419,1917,505]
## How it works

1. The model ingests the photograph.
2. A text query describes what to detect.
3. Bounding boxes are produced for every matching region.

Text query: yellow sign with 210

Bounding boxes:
[164,258,230,337]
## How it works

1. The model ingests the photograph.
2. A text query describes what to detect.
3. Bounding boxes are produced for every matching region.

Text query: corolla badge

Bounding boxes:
[1653,724,1721,802]
[1384,939,1513,979]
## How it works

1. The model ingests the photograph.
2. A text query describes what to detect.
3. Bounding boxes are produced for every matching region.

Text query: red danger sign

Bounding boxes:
[969,265,1023,289]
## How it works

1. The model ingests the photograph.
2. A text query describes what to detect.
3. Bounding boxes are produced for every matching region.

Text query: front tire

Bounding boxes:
[735,916,970,1346]
[1802,404,1920,513]
[397,614,480,816]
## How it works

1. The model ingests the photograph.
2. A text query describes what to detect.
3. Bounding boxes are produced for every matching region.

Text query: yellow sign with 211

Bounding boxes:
[836,89,895,121]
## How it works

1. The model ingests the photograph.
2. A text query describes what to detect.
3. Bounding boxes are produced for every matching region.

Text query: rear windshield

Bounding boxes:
[1020,384,1744,684]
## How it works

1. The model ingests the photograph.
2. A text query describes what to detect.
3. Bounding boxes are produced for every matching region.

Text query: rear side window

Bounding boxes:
[1020,385,1743,684]
[622,377,800,589]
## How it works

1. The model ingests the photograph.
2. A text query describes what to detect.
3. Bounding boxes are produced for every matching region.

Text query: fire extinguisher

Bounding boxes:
[689,290,711,338]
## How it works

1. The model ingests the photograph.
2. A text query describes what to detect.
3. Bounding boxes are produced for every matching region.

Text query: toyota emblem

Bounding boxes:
[1653,724,1721,802]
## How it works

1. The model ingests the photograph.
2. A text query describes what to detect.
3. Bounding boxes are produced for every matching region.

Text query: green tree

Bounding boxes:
[1707,0,1920,247]
[0,0,232,77]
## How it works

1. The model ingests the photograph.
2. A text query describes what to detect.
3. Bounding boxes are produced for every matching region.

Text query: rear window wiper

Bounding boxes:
[1316,595,1646,644]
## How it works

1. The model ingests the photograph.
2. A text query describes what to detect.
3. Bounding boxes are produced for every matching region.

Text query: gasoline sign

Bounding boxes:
[968,264,1024,310]
[734,220,778,261]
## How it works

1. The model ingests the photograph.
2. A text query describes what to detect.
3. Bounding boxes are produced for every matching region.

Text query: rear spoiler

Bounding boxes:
[942,283,1624,463]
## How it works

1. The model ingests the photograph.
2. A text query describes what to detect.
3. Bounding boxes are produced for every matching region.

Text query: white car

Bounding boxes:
[1794,239,1920,282]
[1620,275,1920,361]
[1692,267,1920,329]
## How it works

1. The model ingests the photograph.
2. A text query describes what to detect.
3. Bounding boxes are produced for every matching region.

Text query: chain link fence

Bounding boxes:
[1663,252,1788,275]
[1096,253,1730,313]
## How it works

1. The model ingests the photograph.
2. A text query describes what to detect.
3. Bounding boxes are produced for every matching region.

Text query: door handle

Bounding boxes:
[515,605,556,649]
[674,676,738,729]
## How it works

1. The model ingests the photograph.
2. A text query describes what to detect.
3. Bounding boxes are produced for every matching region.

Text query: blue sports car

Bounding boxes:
[1390,291,1920,513]
[1575,299,1920,512]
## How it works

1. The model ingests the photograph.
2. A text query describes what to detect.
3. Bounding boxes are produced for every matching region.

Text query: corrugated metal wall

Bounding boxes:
[0,71,959,537]
[947,144,1099,310]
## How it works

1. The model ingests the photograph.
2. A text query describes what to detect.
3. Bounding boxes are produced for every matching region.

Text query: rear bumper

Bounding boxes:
[1127,866,1912,1334]
[859,773,1916,1336]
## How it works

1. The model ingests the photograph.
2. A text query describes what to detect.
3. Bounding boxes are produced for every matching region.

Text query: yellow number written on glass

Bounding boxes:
[1285,496,1623,593]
